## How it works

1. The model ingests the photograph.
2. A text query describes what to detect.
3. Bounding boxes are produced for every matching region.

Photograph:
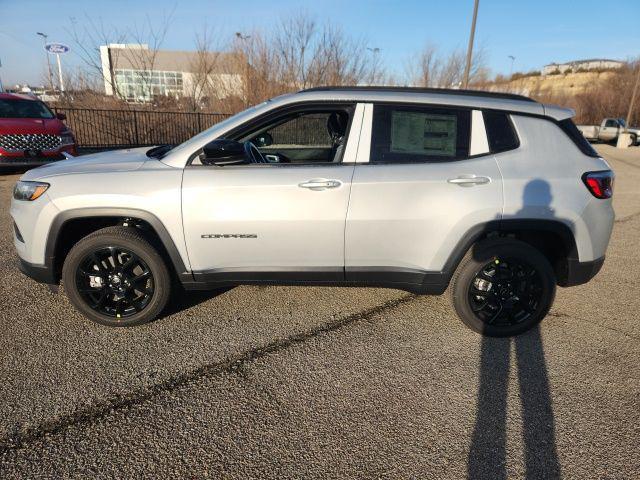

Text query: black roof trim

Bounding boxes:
[299,86,537,103]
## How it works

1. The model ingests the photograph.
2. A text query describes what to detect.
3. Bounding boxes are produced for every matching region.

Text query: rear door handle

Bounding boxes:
[447,175,491,187]
[298,179,342,190]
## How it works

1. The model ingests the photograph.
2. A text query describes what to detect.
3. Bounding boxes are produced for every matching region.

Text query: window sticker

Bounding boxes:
[390,111,457,156]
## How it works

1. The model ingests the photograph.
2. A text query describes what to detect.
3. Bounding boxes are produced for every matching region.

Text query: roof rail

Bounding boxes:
[299,86,537,103]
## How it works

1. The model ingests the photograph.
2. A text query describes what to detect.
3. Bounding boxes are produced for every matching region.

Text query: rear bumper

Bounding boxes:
[17,257,56,284]
[561,256,605,287]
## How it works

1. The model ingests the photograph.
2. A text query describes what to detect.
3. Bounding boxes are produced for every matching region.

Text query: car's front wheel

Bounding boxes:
[449,238,556,337]
[62,226,171,327]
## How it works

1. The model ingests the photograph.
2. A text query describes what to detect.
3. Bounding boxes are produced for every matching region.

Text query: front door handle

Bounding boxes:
[298,179,342,191]
[447,175,491,187]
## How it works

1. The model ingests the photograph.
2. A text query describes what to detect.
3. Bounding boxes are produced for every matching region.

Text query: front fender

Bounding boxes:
[45,207,191,281]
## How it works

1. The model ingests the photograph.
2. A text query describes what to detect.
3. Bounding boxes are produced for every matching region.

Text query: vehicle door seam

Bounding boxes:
[343,105,366,276]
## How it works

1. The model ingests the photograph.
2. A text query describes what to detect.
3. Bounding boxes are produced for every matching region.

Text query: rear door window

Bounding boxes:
[370,105,471,163]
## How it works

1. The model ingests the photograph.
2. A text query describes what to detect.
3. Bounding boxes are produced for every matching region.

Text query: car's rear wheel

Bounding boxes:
[62,226,171,326]
[449,238,556,337]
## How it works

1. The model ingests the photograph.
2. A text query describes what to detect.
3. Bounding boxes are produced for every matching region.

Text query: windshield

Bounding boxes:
[0,99,55,119]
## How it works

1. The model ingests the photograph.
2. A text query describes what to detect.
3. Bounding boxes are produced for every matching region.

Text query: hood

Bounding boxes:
[21,147,153,181]
[0,117,67,135]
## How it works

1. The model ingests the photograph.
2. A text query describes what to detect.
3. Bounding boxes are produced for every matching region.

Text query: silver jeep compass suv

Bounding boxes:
[11,87,615,336]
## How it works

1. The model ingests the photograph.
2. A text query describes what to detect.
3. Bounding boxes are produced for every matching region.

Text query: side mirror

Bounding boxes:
[252,132,273,148]
[56,112,66,120]
[199,139,247,166]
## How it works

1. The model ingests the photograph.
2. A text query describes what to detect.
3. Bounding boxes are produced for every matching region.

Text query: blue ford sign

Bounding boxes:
[44,43,70,54]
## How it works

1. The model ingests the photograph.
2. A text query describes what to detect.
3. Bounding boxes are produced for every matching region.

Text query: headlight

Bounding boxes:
[13,181,50,201]
[60,131,75,146]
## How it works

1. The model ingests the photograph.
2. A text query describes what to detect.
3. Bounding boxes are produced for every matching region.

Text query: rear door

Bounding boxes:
[345,104,503,287]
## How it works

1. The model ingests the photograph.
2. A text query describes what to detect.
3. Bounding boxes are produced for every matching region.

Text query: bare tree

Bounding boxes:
[407,43,488,88]
[183,26,223,111]
[229,31,287,109]
[310,24,372,86]
[63,12,178,146]
[67,11,173,106]
[271,16,376,89]
[115,15,172,102]
[274,14,317,89]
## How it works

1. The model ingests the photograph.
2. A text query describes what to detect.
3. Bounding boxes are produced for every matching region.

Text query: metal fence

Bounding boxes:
[269,114,332,146]
[52,107,336,150]
[52,107,231,149]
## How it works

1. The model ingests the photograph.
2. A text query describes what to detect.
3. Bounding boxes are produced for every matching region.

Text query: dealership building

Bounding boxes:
[99,44,243,102]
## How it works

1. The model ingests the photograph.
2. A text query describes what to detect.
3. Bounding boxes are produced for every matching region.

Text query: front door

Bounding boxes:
[181,103,364,282]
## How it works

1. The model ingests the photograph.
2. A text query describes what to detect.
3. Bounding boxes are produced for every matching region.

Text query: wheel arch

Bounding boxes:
[442,219,578,286]
[46,208,191,284]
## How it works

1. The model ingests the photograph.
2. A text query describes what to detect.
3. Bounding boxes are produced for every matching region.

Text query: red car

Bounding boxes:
[0,93,77,169]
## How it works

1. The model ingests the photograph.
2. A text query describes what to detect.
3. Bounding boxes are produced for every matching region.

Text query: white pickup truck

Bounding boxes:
[578,118,640,146]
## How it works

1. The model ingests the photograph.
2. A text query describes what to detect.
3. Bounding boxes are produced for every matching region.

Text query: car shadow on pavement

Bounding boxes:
[159,287,235,319]
[468,179,563,479]
[467,327,561,480]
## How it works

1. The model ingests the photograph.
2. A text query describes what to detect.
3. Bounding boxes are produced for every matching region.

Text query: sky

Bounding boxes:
[0,0,638,87]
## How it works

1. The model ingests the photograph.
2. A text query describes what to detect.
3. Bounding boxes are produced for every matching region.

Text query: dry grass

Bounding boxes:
[481,63,640,125]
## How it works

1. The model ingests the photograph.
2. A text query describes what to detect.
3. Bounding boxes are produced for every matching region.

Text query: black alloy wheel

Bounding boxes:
[450,238,556,337]
[467,257,543,327]
[75,246,154,319]
[62,226,171,327]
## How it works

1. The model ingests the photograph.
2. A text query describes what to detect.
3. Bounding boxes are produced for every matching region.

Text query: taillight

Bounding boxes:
[582,170,614,199]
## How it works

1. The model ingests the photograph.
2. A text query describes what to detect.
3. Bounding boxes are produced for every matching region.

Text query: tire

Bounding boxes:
[449,238,556,337]
[62,226,171,327]
[630,133,637,147]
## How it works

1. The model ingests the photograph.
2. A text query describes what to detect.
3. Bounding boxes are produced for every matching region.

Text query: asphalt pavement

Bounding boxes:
[0,145,638,479]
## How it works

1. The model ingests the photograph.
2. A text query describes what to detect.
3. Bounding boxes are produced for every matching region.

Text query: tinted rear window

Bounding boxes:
[558,118,599,157]
[370,105,471,162]
[483,111,519,153]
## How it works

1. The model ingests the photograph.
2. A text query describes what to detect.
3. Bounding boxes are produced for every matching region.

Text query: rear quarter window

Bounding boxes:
[483,111,519,153]
[370,105,471,163]
[558,118,599,157]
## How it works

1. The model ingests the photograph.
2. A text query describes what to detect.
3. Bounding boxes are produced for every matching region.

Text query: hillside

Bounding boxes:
[488,71,617,98]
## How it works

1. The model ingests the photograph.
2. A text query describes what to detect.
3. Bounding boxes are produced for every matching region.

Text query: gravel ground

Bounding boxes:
[1,145,639,479]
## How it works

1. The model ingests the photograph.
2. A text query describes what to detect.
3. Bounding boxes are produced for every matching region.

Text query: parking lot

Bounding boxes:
[0,144,638,479]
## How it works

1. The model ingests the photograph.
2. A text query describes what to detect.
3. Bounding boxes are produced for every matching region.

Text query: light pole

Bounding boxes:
[55,52,65,92]
[625,61,640,133]
[37,32,54,90]
[462,0,479,89]
[508,55,516,77]
[0,57,4,92]
[235,33,251,103]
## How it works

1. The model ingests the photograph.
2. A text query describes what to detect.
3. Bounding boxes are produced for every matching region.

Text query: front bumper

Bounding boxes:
[17,257,56,284]
[561,256,605,287]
